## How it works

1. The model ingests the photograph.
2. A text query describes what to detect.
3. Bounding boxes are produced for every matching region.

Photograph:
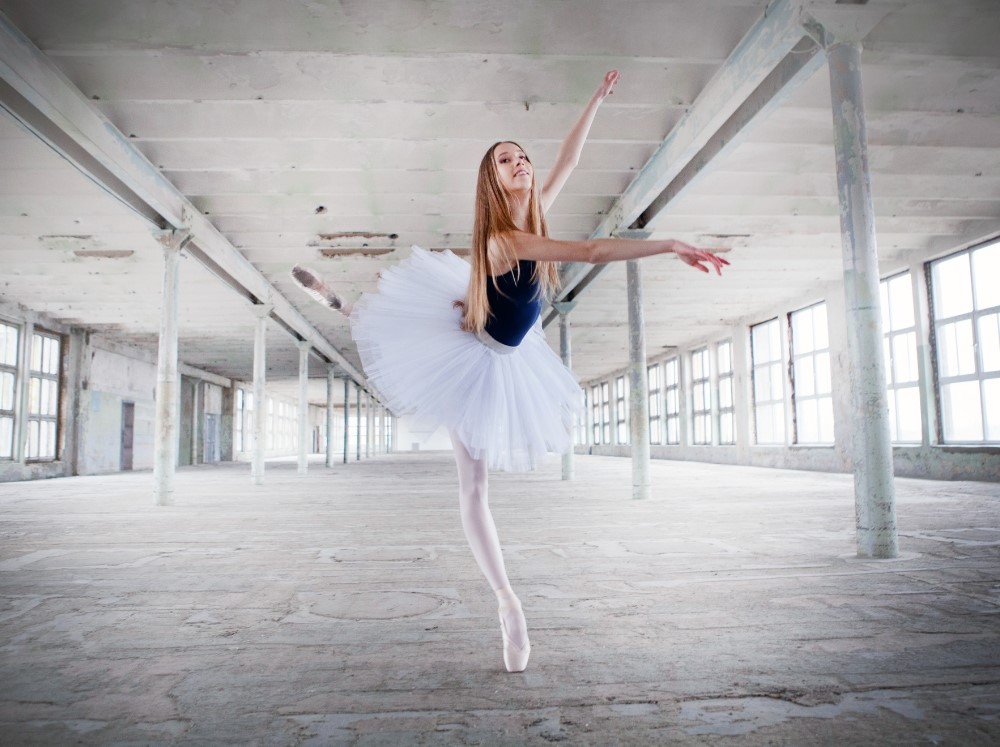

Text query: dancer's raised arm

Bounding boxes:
[541,70,620,213]
[501,230,730,275]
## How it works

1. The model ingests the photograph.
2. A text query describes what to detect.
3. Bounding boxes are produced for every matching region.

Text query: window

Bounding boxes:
[26,330,61,461]
[790,303,834,444]
[691,347,712,445]
[586,386,597,444]
[575,390,587,446]
[615,375,629,444]
[600,382,610,444]
[881,273,922,443]
[752,318,786,444]
[717,340,735,445]
[664,358,680,445]
[648,363,663,445]
[931,241,1000,443]
[0,321,18,459]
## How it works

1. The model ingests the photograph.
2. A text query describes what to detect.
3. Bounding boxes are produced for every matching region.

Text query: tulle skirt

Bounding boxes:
[350,246,583,472]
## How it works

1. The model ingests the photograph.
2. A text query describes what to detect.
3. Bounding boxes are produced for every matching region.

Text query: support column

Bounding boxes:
[152,228,190,506]
[343,378,350,464]
[297,340,310,475]
[251,303,272,486]
[326,367,336,468]
[626,259,650,500]
[355,384,362,461]
[553,301,576,481]
[827,40,897,558]
[366,392,373,458]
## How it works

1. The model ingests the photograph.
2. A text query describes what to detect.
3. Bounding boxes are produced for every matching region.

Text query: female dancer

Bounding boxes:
[292,71,728,673]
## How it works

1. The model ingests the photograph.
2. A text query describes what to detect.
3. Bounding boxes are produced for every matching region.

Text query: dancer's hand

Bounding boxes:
[595,70,620,100]
[672,241,730,276]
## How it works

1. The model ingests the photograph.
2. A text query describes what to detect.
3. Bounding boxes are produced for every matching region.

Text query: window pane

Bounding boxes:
[26,420,39,459]
[893,332,919,383]
[979,313,1000,373]
[720,412,734,444]
[798,398,818,443]
[793,310,814,353]
[972,243,1000,310]
[718,342,732,374]
[752,324,770,361]
[932,253,973,319]
[815,351,832,395]
[941,380,983,441]
[984,378,1000,441]
[719,378,733,409]
[938,320,976,377]
[769,362,784,400]
[797,356,816,397]
[754,366,770,402]
[888,274,915,329]
[895,386,922,443]
[0,323,17,366]
[0,371,13,411]
[0,416,12,458]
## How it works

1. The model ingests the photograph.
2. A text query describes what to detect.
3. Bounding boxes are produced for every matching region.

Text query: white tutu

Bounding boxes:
[350,246,583,472]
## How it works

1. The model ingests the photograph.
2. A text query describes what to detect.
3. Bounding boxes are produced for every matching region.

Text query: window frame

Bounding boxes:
[716,339,735,446]
[691,346,712,445]
[25,329,62,462]
[751,318,787,445]
[664,357,681,445]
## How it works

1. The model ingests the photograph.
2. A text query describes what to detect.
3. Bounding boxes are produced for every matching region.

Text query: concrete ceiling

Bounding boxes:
[0,0,998,407]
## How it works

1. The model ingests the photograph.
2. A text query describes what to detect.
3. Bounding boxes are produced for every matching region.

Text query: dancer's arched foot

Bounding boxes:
[496,586,531,673]
[291,265,346,311]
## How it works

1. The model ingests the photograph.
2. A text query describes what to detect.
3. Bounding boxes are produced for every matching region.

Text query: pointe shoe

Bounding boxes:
[290,265,344,310]
[498,600,531,673]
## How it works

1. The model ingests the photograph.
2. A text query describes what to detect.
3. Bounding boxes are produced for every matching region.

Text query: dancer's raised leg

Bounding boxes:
[290,265,354,316]
[450,430,530,672]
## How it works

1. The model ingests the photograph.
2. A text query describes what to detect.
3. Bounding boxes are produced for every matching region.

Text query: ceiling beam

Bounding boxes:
[544,0,888,328]
[0,10,369,389]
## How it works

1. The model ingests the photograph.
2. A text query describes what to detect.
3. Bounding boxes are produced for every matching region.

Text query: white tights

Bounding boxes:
[450,431,528,648]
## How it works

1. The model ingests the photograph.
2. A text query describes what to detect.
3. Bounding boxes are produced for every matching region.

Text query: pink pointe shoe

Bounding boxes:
[498,598,531,673]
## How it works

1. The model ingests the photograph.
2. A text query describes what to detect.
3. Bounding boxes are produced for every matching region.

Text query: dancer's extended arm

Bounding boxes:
[541,70,620,213]
[502,231,730,275]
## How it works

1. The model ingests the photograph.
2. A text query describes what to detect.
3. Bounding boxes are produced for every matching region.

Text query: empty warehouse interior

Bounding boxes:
[0,0,998,744]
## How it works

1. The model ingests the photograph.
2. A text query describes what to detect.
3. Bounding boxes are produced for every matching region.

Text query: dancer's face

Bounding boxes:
[493,142,533,195]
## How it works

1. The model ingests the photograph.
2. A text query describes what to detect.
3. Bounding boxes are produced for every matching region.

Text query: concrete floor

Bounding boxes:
[0,453,998,746]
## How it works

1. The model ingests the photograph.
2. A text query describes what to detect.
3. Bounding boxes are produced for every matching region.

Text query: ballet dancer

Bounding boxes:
[292,70,728,673]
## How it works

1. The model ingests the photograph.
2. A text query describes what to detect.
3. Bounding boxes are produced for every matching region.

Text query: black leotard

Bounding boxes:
[483,260,542,347]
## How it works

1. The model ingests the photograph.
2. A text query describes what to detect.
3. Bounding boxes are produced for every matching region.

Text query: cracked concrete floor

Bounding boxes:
[1,452,999,745]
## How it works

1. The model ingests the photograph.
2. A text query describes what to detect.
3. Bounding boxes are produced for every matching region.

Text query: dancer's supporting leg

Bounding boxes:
[450,431,530,671]
[290,265,354,316]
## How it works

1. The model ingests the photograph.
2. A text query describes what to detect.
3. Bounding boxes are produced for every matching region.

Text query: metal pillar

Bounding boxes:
[827,40,898,559]
[553,301,576,481]
[297,340,310,475]
[325,368,336,468]
[342,378,350,464]
[251,303,271,485]
[365,392,373,458]
[626,259,650,500]
[355,384,362,461]
[152,229,189,506]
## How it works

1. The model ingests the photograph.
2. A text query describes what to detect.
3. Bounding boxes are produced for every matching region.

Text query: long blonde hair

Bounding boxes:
[457,141,561,333]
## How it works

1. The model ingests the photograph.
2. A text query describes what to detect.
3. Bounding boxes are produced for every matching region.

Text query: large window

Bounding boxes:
[717,340,735,445]
[664,358,680,445]
[0,321,18,459]
[590,385,601,444]
[751,318,786,444]
[931,241,1000,443]
[26,331,61,461]
[790,303,834,444]
[600,381,610,444]
[881,273,922,443]
[691,347,712,445]
[648,363,662,445]
[615,375,629,444]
